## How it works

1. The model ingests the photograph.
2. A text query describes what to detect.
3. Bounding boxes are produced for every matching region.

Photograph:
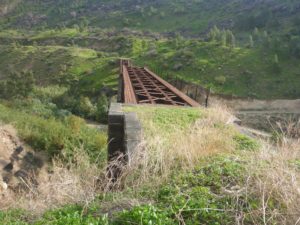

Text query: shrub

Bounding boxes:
[75,96,96,118]
[173,63,183,71]
[214,75,226,85]
[96,95,109,123]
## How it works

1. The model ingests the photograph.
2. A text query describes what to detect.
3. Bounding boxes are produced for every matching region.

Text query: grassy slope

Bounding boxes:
[0,103,107,163]
[0,105,299,224]
[0,44,117,89]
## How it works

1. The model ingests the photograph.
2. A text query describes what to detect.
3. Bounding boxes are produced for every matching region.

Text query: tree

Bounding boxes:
[208,26,220,41]
[254,27,259,37]
[253,27,260,42]
[72,96,96,118]
[272,54,281,73]
[96,95,109,123]
[221,32,227,47]
[215,75,226,85]
[262,31,270,48]
[174,32,183,48]
[249,35,254,48]
[274,54,279,64]
[226,30,236,48]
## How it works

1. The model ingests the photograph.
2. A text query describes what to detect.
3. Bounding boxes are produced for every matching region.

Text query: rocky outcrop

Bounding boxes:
[0,125,46,197]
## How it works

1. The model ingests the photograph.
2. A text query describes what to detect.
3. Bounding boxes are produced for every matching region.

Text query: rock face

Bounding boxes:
[0,125,46,198]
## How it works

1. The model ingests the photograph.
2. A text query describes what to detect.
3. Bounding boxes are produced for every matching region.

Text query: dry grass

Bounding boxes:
[244,136,300,224]
[0,150,104,214]
[118,104,237,188]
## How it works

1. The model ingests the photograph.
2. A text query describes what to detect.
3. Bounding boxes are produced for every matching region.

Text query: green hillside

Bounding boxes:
[1,27,300,99]
[0,0,300,99]
[1,0,300,36]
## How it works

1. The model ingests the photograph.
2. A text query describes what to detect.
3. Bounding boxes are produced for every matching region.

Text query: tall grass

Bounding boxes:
[118,105,237,188]
[245,134,300,224]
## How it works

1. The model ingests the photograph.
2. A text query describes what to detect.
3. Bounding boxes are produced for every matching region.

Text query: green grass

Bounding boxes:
[31,28,87,40]
[0,206,109,225]
[111,155,256,225]
[234,134,260,151]
[124,105,202,133]
[0,104,107,163]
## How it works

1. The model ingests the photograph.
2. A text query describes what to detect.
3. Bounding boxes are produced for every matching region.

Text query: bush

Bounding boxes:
[214,75,226,85]
[74,96,96,118]
[96,95,109,123]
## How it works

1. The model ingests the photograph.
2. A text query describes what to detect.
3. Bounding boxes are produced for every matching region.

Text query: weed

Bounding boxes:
[234,134,259,151]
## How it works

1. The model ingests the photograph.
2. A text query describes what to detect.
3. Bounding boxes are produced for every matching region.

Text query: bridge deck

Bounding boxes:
[121,59,200,107]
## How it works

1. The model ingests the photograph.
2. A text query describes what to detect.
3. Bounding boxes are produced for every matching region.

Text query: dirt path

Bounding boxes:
[213,98,300,112]
[211,98,300,132]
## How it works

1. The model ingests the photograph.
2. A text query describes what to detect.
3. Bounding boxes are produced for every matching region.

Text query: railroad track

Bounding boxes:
[120,59,200,107]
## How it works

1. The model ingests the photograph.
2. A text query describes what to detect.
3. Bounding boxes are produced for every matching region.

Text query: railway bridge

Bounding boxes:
[118,59,200,107]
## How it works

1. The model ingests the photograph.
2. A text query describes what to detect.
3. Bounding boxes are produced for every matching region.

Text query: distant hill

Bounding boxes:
[1,0,300,37]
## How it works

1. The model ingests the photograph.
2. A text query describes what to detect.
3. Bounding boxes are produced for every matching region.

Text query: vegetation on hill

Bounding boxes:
[0,0,300,99]
[0,1,299,224]
[1,25,300,99]
[1,0,300,36]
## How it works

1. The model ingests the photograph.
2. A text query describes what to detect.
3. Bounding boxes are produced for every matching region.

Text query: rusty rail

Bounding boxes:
[122,65,137,104]
[120,59,200,107]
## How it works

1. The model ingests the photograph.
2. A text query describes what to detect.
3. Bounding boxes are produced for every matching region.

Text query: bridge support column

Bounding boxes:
[107,103,142,181]
[108,103,125,161]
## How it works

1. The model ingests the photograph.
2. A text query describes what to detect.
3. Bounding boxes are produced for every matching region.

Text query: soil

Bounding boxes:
[213,98,300,112]
[0,125,47,201]
[212,97,300,132]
